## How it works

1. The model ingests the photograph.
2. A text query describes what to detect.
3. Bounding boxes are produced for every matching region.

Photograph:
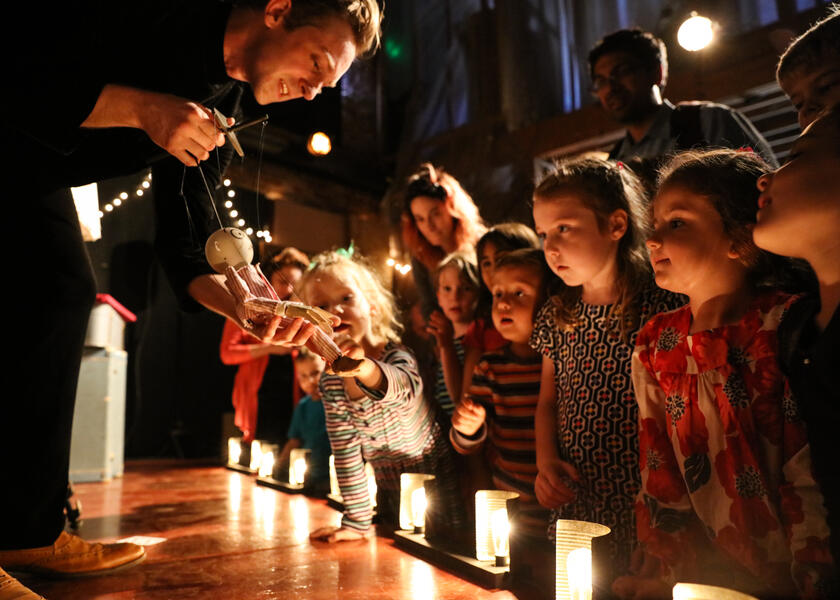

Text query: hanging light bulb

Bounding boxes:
[678,12,714,51]
[120,192,128,200]
[223,178,231,187]
[224,200,233,209]
[227,190,236,198]
[229,209,239,218]
[113,198,122,207]
[306,131,332,156]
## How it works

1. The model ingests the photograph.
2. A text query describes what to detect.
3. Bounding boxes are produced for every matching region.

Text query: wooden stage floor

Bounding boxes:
[21,460,518,599]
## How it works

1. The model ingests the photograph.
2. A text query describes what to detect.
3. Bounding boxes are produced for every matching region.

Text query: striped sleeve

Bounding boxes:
[358,345,424,411]
[321,376,372,532]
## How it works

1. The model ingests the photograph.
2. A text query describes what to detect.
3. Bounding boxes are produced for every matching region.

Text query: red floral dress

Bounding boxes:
[633,291,835,597]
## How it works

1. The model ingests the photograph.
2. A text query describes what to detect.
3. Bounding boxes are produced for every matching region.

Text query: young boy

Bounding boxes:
[776,7,840,129]
[278,349,330,493]
[449,248,553,598]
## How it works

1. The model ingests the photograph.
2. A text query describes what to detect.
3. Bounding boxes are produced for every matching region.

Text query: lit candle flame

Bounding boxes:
[249,440,262,471]
[258,451,275,478]
[567,547,592,600]
[228,438,241,465]
[411,487,427,530]
[490,508,510,559]
[292,457,308,485]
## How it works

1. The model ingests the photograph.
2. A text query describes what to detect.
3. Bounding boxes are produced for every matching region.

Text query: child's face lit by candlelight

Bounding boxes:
[302,270,374,345]
[754,115,840,259]
[490,265,541,345]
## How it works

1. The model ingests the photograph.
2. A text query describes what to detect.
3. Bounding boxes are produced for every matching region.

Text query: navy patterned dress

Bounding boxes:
[529,283,684,583]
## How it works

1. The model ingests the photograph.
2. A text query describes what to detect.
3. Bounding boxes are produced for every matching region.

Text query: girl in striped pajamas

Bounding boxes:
[303,250,463,542]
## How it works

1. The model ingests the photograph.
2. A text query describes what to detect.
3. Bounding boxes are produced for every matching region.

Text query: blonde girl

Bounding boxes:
[301,250,463,542]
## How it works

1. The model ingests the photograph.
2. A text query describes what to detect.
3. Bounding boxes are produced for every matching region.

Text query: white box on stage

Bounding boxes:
[85,294,136,351]
[69,348,128,483]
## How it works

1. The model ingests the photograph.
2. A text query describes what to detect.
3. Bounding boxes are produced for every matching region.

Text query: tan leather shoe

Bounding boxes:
[0,567,45,599]
[0,532,145,579]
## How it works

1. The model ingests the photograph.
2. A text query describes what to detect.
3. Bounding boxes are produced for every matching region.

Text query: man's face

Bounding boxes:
[780,64,840,129]
[591,51,660,124]
[245,6,357,105]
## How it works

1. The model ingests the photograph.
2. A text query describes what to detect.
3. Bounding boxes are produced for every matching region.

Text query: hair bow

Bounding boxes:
[336,241,355,259]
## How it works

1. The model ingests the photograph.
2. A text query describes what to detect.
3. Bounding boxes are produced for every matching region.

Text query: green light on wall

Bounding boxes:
[385,38,403,60]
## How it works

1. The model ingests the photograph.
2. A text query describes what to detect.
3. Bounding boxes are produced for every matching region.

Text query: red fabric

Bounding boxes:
[95,293,137,322]
[219,319,268,443]
[462,318,506,353]
[633,291,834,595]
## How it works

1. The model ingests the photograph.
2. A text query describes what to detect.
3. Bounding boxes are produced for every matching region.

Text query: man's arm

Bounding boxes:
[82,84,228,166]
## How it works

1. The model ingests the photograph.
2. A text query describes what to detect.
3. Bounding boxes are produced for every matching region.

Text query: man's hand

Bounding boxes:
[534,458,580,509]
[309,525,367,543]
[139,92,230,166]
[81,85,232,167]
[451,397,486,437]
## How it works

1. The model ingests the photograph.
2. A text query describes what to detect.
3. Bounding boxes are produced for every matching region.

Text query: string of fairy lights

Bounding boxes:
[98,168,272,243]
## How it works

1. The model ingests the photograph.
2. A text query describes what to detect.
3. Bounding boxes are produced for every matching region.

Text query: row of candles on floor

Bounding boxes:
[226,437,755,600]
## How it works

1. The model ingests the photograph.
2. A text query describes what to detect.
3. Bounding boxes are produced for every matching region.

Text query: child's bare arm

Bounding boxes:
[535,356,559,469]
[427,310,464,404]
[330,336,386,392]
[458,344,483,406]
[534,356,579,508]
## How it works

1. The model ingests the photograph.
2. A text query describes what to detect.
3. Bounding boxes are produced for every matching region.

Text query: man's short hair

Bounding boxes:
[776,7,840,85]
[588,28,669,89]
[285,0,383,57]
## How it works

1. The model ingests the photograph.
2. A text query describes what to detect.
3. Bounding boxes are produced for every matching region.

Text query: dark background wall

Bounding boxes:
[88,172,237,459]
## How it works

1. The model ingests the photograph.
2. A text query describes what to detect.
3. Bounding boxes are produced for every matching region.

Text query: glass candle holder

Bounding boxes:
[288,448,311,486]
[554,519,610,600]
[258,447,276,478]
[672,583,759,600]
[399,473,435,531]
[475,490,519,562]
[227,437,242,466]
[249,440,264,472]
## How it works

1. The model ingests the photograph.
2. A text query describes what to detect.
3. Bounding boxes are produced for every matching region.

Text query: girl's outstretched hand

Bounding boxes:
[327,335,369,378]
[327,335,383,389]
[309,525,367,543]
[534,457,579,508]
